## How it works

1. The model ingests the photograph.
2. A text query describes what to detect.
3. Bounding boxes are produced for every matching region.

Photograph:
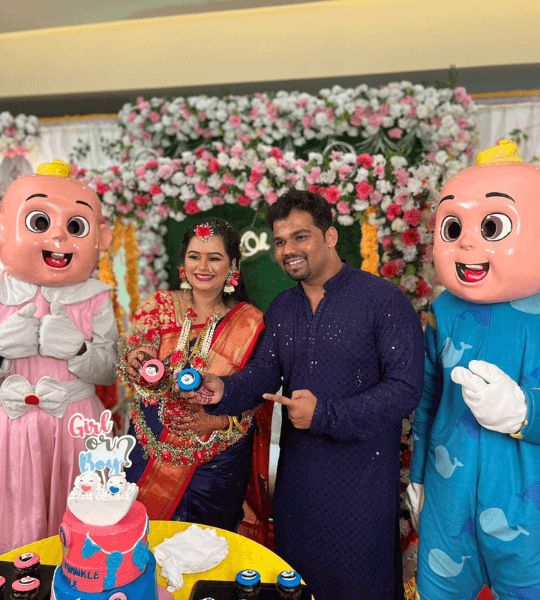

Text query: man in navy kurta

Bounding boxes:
[182,190,424,599]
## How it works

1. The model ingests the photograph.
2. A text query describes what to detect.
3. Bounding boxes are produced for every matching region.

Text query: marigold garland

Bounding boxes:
[124,223,140,318]
[361,207,379,276]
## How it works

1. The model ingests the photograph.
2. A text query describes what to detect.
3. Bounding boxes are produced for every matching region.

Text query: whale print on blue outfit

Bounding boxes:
[517,481,540,511]
[452,517,475,540]
[510,293,540,314]
[523,366,540,386]
[458,305,492,327]
[441,338,473,369]
[479,508,529,541]
[435,445,463,479]
[455,408,480,441]
[429,549,470,577]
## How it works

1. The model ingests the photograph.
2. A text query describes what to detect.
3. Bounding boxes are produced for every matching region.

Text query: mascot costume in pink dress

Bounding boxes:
[0,160,118,553]
[407,141,540,599]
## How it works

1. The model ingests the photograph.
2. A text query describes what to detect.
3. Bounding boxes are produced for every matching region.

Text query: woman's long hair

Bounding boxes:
[178,217,251,306]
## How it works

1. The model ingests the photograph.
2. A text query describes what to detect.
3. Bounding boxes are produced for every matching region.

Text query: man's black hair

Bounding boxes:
[266,188,332,234]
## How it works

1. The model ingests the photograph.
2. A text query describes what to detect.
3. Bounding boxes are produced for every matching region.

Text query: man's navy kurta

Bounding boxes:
[210,262,424,599]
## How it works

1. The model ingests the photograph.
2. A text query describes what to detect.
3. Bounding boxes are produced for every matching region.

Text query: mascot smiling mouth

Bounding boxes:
[456,262,490,283]
[43,251,73,269]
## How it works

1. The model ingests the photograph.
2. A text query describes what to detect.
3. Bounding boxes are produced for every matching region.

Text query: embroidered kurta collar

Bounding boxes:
[0,272,111,306]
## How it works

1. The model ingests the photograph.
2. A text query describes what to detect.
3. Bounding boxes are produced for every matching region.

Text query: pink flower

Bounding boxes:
[426,152,435,163]
[237,195,251,207]
[379,103,390,116]
[325,108,334,121]
[408,105,417,118]
[150,184,162,196]
[222,173,236,185]
[157,164,174,179]
[184,200,201,214]
[416,279,432,299]
[127,112,136,122]
[208,159,220,173]
[198,111,206,121]
[135,209,148,219]
[324,186,341,205]
[195,182,210,195]
[355,181,374,200]
[212,195,225,205]
[134,195,150,205]
[466,145,474,157]
[456,118,468,129]
[388,128,403,139]
[142,132,152,140]
[386,204,402,221]
[339,165,354,180]
[286,174,297,186]
[393,168,409,187]
[185,165,196,177]
[373,164,385,178]
[265,105,278,121]
[404,209,423,227]
[369,191,383,205]
[302,114,314,130]
[356,153,374,169]
[401,229,421,246]
[250,107,260,119]
[382,236,393,249]
[307,167,321,185]
[438,138,453,148]
[269,147,283,159]
[149,112,160,123]
[116,202,132,214]
[237,134,251,143]
[138,101,150,110]
[252,161,266,174]
[265,191,278,205]
[156,205,170,216]
[297,98,308,108]
[350,107,365,127]
[394,193,409,206]
[244,182,261,200]
[431,117,442,128]
[336,201,350,214]
[135,166,146,179]
[171,122,181,133]
[368,113,383,127]
[229,115,242,128]
[231,145,244,158]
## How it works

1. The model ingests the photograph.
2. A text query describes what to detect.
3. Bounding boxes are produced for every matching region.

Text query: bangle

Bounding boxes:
[232,416,247,435]
[218,415,233,434]
[510,419,529,440]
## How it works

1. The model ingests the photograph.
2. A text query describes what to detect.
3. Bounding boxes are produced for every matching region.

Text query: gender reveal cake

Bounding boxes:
[51,410,159,600]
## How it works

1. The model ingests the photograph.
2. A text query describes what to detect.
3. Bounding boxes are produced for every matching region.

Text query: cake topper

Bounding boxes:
[66,411,139,526]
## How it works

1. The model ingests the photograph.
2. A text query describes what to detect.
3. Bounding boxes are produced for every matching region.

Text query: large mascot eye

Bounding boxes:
[107,593,127,600]
[481,213,512,241]
[25,211,50,233]
[440,216,462,242]
[67,216,91,238]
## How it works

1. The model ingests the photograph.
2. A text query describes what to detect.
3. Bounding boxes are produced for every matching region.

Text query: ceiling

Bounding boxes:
[0,0,326,34]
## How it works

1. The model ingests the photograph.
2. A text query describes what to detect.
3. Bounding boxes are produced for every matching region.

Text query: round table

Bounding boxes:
[0,521,297,599]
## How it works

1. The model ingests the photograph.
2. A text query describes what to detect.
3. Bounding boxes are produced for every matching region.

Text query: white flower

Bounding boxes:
[352,200,369,211]
[390,156,408,169]
[435,151,448,165]
[337,214,355,226]
[391,218,407,233]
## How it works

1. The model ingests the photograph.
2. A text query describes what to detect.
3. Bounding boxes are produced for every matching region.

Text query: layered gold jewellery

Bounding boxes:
[118,298,253,467]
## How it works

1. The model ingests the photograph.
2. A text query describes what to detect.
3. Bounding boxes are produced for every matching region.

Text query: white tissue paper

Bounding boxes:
[153,524,230,592]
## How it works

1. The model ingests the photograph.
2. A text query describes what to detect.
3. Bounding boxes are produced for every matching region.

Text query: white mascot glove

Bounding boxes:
[404,481,424,533]
[39,301,85,360]
[0,303,39,359]
[451,360,527,434]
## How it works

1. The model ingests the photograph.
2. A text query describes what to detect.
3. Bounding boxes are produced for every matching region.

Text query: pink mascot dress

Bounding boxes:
[0,160,118,553]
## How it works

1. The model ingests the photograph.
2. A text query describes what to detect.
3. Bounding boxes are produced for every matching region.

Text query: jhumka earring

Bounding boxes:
[179,266,192,290]
[224,266,240,294]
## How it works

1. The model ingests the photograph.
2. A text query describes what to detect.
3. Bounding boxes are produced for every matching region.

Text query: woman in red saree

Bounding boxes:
[119,218,272,544]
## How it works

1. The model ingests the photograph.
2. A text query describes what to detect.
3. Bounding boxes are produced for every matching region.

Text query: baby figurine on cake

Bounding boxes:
[0,160,118,554]
[406,141,540,599]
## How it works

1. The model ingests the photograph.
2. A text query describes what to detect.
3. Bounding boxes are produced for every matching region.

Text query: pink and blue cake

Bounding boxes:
[51,411,161,600]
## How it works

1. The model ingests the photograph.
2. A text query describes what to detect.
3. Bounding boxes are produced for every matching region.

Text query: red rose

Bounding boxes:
[323,185,341,205]
[416,278,432,298]
[401,229,421,246]
[184,200,201,215]
[307,184,325,196]
[250,170,263,185]
[150,184,162,196]
[208,159,220,173]
[355,181,374,200]
[356,153,374,169]
[269,147,284,159]
[404,209,423,227]
[95,182,110,195]
[401,449,412,468]
[145,160,158,169]
[237,195,251,207]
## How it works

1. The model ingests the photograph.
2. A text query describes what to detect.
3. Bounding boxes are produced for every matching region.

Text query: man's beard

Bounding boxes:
[283,257,311,281]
